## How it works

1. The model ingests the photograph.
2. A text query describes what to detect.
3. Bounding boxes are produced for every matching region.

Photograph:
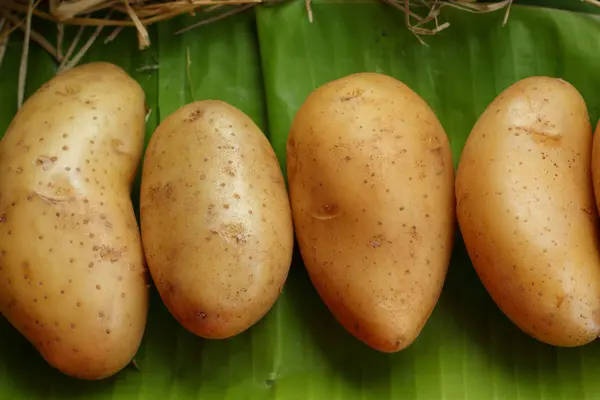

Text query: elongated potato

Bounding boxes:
[287,73,455,352]
[0,62,148,379]
[140,100,293,339]
[592,120,600,213]
[457,76,600,346]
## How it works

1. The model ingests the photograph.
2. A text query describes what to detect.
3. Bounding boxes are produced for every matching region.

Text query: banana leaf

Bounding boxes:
[0,1,600,399]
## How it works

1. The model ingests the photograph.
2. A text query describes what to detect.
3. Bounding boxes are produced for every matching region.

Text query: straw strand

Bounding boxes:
[17,0,34,109]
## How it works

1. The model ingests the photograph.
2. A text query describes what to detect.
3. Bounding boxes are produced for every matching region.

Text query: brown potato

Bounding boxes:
[0,62,148,379]
[140,100,293,339]
[457,76,600,347]
[287,72,455,352]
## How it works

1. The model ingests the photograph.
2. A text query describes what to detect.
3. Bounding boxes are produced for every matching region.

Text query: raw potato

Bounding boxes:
[287,73,455,352]
[456,76,600,347]
[0,62,149,379]
[593,120,600,213]
[140,100,293,339]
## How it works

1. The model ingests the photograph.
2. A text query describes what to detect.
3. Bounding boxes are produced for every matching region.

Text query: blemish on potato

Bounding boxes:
[368,240,381,248]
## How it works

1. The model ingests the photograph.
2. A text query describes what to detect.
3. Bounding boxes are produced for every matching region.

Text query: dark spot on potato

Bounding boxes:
[36,156,56,171]
[340,88,365,101]
[96,284,101,290]
[186,109,204,122]
[106,329,111,335]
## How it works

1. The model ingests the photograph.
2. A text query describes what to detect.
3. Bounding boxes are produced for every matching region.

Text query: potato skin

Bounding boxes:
[457,76,600,347]
[287,73,455,352]
[0,62,148,379]
[593,120,600,214]
[140,100,293,339]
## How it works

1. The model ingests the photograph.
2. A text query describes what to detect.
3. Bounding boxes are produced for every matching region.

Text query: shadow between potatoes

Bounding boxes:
[284,245,393,393]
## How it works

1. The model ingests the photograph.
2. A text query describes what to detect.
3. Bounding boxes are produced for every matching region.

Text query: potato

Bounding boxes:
[286,73,455,352]
[456,76,600,347]
[140,100,293,339]
[593,120,600,213]
[0,62,148,379]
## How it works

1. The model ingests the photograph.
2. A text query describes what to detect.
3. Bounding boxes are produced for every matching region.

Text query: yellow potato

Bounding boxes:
[456,76,600,347]
[287,73,455,352]
[140,100,293,339]
[0,62,148,379]
[592,120,600,212]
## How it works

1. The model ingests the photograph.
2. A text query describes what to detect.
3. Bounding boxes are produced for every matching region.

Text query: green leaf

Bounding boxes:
[1,2,600,399]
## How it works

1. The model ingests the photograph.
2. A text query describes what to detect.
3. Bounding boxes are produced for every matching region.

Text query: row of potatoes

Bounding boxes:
[0,62,598,381]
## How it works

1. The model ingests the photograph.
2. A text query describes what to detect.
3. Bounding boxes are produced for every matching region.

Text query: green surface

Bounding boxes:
[1,1,600,399]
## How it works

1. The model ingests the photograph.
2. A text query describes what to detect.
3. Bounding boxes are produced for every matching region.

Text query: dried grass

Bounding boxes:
[0,0,536,108]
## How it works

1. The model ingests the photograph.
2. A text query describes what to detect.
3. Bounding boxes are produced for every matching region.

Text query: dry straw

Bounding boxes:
[1,0,596,108]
